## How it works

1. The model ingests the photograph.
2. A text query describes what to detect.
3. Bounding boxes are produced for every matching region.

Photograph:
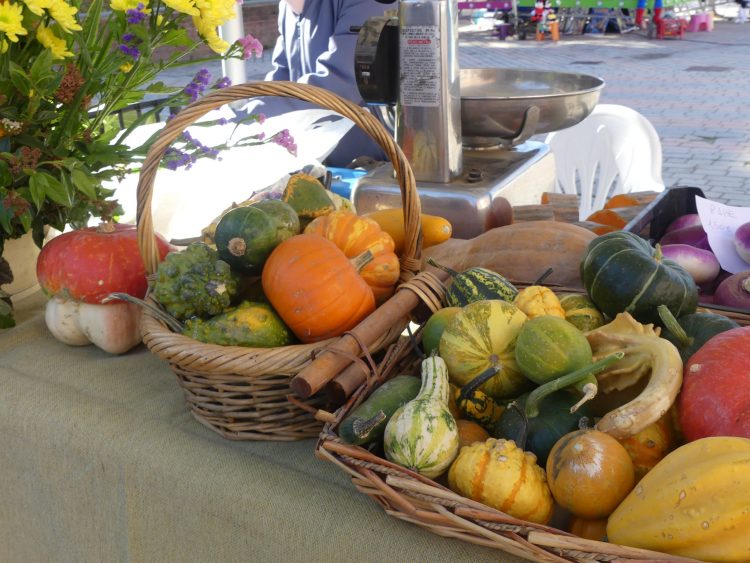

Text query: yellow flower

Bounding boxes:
[110,0,141,12]
[0,1,29,42]
[194,0,235,26]
[163,0,199,16]
[21,0,51,17]
[119,62,133,73]
[0,38,8,53]
[36,24,73,58]
[47,0,82,33]
[192,19,227,54]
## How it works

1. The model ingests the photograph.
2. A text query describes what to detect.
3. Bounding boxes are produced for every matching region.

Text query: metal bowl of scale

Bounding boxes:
[460,68,605,148]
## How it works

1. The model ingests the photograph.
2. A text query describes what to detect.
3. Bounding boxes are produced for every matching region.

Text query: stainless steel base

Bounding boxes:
[352,140,555,239]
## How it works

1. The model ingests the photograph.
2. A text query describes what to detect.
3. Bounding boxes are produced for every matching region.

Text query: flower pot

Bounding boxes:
[2,232,41,303]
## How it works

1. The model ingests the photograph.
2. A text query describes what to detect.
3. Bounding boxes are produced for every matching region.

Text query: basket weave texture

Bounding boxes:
[136,82,422,441]
[316,275,750,561]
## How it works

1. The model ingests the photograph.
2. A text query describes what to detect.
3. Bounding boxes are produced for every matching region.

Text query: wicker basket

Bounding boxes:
[135,82,422,441]
[315,274,750,561]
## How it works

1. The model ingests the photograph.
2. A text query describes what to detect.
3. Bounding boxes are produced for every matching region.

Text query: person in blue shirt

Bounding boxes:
[243,0,392,167]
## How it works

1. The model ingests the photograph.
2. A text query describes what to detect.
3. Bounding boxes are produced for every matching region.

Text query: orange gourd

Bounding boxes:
[305,210,400,304]
[569,516,608,542]
[456,419,490,449]
[261,233,375,343]
[546,429,635,519]
[619,414,674,481]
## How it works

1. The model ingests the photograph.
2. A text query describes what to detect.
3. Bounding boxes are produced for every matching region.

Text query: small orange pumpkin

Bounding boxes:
[569,516,608,542]
[546,429,635,519]
[619,414,674,481]
[305,210,400,304]
[261,233,375,343]
[456,419,490,449]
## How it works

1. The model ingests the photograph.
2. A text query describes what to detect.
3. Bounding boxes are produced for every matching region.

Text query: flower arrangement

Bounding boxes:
[0,0,295,325]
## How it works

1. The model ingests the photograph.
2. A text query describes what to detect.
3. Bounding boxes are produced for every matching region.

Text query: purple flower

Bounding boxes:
[213,76,231,89]
[126,4,147,24]
[272,129,297,156]
[119,44,140,59]
[183,69,212,102]
[118,32,142,60]
[237,34,263,60]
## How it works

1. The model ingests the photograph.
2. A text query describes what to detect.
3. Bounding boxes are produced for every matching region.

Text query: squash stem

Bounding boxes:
[103,292,184,333]
[657,304,693,347]
[426,257,460,279]
[508,401,529,450]
[524,352,625,418]
[533,268,554,286]
[351,410,387,440]
[458,365,500,404]
[570,379,597,413]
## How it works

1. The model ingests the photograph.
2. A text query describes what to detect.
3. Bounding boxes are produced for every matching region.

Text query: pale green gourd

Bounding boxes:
[383,354,460,478]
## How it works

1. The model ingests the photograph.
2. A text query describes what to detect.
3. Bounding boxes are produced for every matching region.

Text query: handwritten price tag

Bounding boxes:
[695,196,750,274]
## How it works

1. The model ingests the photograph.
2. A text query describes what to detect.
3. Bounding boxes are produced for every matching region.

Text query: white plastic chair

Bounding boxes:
[544,104,665,221]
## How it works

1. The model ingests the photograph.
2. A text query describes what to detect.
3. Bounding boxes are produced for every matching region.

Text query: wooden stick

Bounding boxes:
[291,270,446,398]
[326,361,369,404]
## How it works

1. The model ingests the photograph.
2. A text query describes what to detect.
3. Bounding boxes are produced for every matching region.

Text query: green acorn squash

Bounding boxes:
[214,200,299,274]
[438,299,529,400]
[494,391,592,467]
[580,231,698,325]
[657,304,740,363]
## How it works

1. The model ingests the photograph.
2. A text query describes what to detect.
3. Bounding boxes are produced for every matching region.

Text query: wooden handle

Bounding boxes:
[291,268,449,400]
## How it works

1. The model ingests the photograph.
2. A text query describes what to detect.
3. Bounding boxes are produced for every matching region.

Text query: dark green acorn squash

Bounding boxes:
[657,304,740,363]
[215,200,299,274]
[493,391,592,467]
[580,231,698,325]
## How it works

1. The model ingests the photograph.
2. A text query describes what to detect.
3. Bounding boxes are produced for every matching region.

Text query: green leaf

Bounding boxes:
[28,174,46,210]
[0,161,11,187]
[8,62,32,97]
[145,81,181,94]
[41,173,73,207]
[0,206,13,236]
[18,211,32,233]
[29,49,55,96]
[70,168,98,199]
[161,28,195,49]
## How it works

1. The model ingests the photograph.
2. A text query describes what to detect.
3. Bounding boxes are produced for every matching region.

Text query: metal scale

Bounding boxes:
[351,0,604,238]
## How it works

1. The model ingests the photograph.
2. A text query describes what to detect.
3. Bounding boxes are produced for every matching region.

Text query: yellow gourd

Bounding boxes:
[607,436,750,562]
[513,285,565,319]
[448,438,553,525]
[363,208,452,255]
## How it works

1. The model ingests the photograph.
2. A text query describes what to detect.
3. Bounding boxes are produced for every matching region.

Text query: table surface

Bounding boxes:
[1,294,528,563]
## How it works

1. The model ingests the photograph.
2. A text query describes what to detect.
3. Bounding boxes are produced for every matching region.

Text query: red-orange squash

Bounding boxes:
[261,233,375,343]
[456,419,490,449]
[619,414,674,481]
[546,429,635,519]
[569,516,608,542]
[305,210,400,304]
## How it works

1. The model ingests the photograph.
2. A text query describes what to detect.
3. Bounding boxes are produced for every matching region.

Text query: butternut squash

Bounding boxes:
[607,436,750,562]
[423,221,596,288]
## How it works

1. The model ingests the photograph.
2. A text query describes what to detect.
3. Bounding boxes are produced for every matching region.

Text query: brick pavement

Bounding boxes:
[159,8,750,206]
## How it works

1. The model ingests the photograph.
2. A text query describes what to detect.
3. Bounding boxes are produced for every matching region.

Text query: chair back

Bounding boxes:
[544,104,665,221]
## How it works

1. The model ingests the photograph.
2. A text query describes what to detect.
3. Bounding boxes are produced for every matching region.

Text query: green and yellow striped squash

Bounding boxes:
[383,355,460,478]
[439,299,529,400]
[558,293,605,332]
[427,259,518,306]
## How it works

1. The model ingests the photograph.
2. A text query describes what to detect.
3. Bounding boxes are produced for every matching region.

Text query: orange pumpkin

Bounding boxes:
[456,419,490,449]
[261,233,375,343]
[305,210,400,304]
[546,429,635,519]
[619,414,674,481]
[569,516,608,542]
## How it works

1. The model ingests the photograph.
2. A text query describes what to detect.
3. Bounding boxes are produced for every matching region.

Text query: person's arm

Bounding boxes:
[290,0,387,104]
[266,3,291,81]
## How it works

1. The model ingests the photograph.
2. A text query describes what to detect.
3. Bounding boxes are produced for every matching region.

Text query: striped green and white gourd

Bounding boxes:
[383,355,460,478]
[426,258,518,307]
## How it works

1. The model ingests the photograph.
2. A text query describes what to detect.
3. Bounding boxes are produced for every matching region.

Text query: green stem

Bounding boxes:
[458,365,500,405]
[524,351,625,418]
[657,304,692,347]
[426,257,460,279]
[103,292,184,333]
[351,410,387,440]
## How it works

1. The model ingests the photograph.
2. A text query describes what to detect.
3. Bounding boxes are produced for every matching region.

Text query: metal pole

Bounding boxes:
[219,2,247,86]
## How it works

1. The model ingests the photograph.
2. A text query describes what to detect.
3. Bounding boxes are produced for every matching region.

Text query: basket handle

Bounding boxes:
[135,81,422,277]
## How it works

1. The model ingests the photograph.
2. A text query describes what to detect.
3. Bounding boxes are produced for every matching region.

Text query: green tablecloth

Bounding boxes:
[1,293,526,563]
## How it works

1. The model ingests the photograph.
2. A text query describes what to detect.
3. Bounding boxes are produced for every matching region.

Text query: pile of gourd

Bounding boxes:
[339,230,750,562]
[142,173,452,348]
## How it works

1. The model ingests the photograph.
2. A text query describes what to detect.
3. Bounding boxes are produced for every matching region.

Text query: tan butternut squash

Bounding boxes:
[607,436,750,562]
[423,221,596,288]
